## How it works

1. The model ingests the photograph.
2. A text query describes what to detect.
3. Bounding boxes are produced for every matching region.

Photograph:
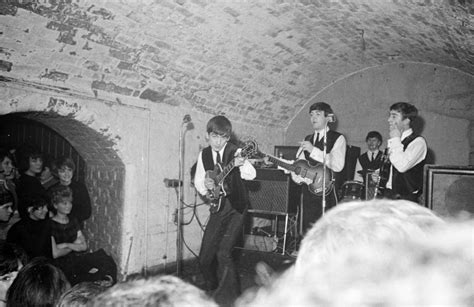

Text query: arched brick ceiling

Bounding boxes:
[0,0,472,128]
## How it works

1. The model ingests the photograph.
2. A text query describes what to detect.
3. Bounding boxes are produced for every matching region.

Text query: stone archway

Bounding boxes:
[0,111,125,273]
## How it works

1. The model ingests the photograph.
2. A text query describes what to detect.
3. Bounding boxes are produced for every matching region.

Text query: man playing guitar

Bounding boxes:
[193,115,255,306]
[291,102,346,235]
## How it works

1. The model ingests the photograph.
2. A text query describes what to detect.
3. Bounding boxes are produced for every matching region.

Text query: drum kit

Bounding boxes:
[339,170,385,203]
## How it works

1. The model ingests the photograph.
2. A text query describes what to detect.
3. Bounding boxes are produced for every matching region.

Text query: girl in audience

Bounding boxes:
[16,146,47,219]
[50,156,91,225]
[49,186,116,286]
[0,149,17,209]
[0,242,27,307]
[6,257,70,307]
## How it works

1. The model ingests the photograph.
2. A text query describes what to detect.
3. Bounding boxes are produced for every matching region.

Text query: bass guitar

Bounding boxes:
[260,153,333,196]
[205,140,257,213]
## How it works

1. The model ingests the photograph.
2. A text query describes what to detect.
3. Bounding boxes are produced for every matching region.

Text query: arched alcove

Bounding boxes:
[0,111,125,273]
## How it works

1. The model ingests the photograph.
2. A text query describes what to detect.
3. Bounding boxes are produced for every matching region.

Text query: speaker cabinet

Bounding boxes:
[423,165,474,217]
[245,168,301,215]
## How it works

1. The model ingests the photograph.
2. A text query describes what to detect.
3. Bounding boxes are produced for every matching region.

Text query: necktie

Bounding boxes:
[314,133,320,145]
[371,152,375,161]
[216,151,222,165]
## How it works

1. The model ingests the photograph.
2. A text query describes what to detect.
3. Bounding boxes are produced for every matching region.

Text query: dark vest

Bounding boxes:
[359,152,383,174]
[392,134,425,196]
[201,143,249,213]
[303,130,342,165]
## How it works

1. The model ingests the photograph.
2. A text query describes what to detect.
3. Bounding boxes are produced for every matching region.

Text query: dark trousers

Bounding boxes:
[199,200,245,306]
[301,187,337,235]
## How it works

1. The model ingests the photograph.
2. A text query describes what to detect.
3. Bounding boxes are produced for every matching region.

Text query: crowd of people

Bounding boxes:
[0,102,470,306]
[0,145,116,306]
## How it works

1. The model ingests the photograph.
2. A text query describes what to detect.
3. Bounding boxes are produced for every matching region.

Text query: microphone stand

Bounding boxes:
[176,115,192,276]
[321,124,328,216]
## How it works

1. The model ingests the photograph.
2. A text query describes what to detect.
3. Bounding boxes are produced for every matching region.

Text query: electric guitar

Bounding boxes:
[205,140,257,213]
[259,152,334,196]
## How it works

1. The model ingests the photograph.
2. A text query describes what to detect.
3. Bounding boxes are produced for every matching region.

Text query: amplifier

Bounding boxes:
[245,168,301,215]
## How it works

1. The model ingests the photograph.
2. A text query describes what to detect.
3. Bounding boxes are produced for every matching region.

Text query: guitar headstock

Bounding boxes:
[239,139,258,158]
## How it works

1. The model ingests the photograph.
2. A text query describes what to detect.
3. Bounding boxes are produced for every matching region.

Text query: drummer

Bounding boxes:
[354,131,384,184]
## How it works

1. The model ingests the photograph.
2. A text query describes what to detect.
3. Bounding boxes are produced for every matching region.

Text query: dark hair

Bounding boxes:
[57,282,108,307]
[0,192,14,206]
[206,115,232,137]
[366,131,383,142]
[309,102,333,116]
[0,242,27,276]
[42,155,58,176]
[390,102,418,123]
[0,148,13,166]
[56,156,75,172]
[6,257,70,307]
[17,145,43,172]
[23,195,48,211]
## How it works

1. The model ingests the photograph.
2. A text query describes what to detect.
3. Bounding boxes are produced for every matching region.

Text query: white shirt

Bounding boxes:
[353,149,380,182]
[386,128,427,189]
[194,144,256,196]
[295,127,347,172]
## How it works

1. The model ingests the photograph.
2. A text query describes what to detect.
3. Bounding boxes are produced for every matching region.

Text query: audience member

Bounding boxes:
[294,199,444,275]
[6,257,70,307]
[240,220,473,306]
[57,281,109,307]
[40,155,58,190]
[0,150,18,209]
[50,156,91,225]
[90,275,218,307]
[0,194,14,224]
[16,146,48,219]
[7,196,52,259]
[49,185,116,285]
[0,242,27,307]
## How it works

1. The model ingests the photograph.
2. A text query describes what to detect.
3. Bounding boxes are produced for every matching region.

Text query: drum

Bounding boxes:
[340,180,365,202]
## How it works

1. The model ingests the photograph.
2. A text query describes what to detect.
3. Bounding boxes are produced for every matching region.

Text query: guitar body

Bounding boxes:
[292,159,334,196]
[205,165,227,214]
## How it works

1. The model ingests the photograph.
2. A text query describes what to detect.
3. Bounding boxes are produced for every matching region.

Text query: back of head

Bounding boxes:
[6,257,70,307]
[57,282,108,307]
[90,275,217,307]
[206,115,232,137]
[244,220,473,307]
[295,199,444,275]
[390,102,418,123]
[309,102,333,116]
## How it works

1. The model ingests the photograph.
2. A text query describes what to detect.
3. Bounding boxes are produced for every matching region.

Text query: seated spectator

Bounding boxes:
[16,146,48,219]
[40,155,58,190]
[57,281,109,307]
[49,185,116,286]
[0,242,27,307]
[6,257,70,307]
[240,220,473,306]
[0,193,14,225]
[90,275,217,307]
[0,149,18,209]
[7,196,52,259]
[50,156,91,225]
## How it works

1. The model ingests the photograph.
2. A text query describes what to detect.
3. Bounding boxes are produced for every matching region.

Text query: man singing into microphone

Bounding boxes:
[290,102,346,235]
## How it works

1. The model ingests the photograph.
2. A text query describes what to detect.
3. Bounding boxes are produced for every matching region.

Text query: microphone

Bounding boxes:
[327,113,336,123]
[182,114,194,130]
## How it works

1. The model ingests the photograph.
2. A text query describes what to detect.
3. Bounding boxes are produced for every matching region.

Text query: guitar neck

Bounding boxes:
[215,160,235,184]
[265,155,298,172]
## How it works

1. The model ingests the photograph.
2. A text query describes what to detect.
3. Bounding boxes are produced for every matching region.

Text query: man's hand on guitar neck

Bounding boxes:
[204,178,216,190]
[233,148,246,167]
